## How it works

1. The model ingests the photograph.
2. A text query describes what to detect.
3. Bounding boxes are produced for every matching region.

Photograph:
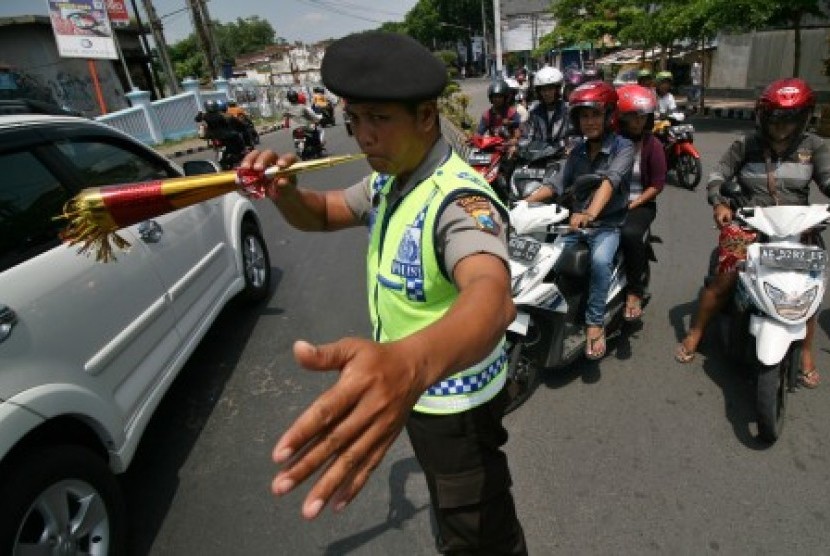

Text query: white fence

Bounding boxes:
[95,77,301,147]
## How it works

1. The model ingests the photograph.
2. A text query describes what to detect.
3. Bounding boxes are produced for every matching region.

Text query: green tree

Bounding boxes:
[168,17,277,81]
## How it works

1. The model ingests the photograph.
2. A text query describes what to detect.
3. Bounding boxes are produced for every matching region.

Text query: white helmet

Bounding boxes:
[534,67,564,88]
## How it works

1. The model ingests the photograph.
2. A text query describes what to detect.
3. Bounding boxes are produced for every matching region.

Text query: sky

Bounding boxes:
[0,0,420,45]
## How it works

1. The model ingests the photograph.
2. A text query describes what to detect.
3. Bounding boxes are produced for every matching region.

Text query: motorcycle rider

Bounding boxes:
[525,66,570,146]
[524,81,634,359]
[284,89,324,149]
[194,99,246,158]
[636,68,654,89]
[226,99,259,147]
[675,78,830,389]
[655,71,682,119]
[312,86,335,125]
[615,85,667,322]
[476,78,522,158]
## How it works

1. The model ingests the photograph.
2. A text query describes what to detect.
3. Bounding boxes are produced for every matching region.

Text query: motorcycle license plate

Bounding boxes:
[468,151,491,166]
[759,246,826,271]
[514,167,546,180]
[508,236,541,263]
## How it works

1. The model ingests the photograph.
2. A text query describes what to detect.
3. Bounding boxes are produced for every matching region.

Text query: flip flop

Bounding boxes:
[624,299,643,322]
[674,342,696,364]
[799,368,821,389]
[586,330,607,360]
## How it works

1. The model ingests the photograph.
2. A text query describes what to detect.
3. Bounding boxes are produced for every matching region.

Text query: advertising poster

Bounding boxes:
[106,0,131,27]
[47,0,117,59]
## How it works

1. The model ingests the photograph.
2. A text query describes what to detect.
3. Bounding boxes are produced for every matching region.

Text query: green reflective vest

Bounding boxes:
[366,151,508,415]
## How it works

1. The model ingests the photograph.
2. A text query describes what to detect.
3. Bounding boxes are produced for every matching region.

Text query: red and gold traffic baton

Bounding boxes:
[56,154,365,262]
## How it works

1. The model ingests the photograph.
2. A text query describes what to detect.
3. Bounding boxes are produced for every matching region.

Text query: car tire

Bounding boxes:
[240,220,271,302]
[0,445,126,556]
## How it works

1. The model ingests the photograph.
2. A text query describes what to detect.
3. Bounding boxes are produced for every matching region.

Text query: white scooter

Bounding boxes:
[504,198,630,413]
[714,200,829,442]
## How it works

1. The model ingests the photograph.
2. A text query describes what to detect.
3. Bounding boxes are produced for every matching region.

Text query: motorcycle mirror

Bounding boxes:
[720,181,742,199]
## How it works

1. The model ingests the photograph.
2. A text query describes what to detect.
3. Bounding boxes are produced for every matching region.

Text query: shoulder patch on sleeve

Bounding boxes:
[456,195,501,236]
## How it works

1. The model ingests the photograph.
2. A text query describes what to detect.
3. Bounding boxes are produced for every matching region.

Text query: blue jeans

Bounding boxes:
[560,227,620,326]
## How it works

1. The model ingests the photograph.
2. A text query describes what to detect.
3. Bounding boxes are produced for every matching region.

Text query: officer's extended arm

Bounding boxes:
[240,150,359,231]
[270,252,514,519]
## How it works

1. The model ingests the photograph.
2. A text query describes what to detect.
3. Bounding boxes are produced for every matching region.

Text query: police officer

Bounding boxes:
[242,31,527,554]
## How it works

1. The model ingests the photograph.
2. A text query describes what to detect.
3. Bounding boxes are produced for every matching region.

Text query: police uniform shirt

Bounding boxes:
[343,136,508,278]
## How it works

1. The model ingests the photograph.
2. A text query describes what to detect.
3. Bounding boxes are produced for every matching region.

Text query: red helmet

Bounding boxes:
[616,84,657,139]
[568,81,618,134]
[756,78,815,145]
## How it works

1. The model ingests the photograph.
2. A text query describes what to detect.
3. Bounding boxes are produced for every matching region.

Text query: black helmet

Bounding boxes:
[488,79,510,101]
[313,86,324,93]
[287,90,299,103]
[204,100,219,113]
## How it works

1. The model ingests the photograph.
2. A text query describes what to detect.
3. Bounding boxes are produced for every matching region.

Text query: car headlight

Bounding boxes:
[763,282,818,321]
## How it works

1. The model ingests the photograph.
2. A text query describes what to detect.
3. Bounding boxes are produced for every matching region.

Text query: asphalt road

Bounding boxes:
[122,92,830,555]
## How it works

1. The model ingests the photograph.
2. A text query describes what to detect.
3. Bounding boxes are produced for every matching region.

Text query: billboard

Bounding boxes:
[106,0,131,27]
[47,0,118,59]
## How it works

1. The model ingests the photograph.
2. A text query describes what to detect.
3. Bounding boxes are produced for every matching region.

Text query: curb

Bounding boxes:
[164,124,284,159]
[700,106,755,120]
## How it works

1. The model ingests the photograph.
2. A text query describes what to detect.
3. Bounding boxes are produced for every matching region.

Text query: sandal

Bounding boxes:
[674,342,696,364]
[624,299,643,322]
[799,368,821,389]
[586,329,607,360]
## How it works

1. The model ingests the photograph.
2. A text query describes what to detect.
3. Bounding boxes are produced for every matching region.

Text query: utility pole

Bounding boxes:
[187,0,217,79]
[198,0,223,79]
[141,0,180,94]
[129,0,164,98]
[493,0,503,77]
[480,0,488,76]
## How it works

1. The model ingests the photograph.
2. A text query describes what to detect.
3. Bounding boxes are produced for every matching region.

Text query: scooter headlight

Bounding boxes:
[763,282,818,321]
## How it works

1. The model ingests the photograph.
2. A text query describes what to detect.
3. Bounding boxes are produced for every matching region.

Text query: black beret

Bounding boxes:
[322,31,448,102]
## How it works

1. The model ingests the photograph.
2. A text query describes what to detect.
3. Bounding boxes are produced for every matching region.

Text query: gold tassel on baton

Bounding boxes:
[56,154,366,262]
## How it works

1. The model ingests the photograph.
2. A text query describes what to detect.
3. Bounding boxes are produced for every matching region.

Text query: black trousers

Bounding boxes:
[405,387,527,556]
[620,201,657,298]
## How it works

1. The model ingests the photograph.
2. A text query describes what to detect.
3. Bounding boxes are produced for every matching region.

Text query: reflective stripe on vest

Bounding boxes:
[366,151,509,415]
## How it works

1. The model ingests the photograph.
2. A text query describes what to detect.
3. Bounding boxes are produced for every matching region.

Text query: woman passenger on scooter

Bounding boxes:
[616,85,667,322]
[675,78,830,389]
[525,81,634,359]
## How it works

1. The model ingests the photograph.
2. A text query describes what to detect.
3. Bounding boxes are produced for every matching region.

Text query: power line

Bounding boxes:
[306,0,405,18]
[291,0,397,25]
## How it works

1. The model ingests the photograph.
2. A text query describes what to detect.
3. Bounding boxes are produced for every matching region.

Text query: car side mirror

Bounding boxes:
[183,160,222,176]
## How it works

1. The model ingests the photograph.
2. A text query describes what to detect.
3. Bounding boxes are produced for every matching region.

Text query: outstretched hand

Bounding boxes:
[271,337,425,520]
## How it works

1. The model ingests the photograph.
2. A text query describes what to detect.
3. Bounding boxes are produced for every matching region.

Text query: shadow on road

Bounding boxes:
[323,457,434,555]
[121,267,284,556]
[669,298,773,449]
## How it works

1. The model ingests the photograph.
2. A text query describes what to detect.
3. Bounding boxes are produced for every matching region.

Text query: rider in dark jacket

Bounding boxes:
[675,78,830,389]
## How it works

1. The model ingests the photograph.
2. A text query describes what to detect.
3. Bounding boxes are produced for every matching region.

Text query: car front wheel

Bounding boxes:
[0,445,126,556]
[240,220,271,302]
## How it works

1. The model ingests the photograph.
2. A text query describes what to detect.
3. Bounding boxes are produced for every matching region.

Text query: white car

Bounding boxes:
[0,102,271,553]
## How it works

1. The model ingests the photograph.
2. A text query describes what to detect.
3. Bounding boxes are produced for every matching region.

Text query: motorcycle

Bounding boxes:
[503,175,658,413]
[208,135,247,170]
[292,125,324,160]
[653,114,702,190]
[710,185,828,442]
[467,134,510,203]
[508,138,569,204]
